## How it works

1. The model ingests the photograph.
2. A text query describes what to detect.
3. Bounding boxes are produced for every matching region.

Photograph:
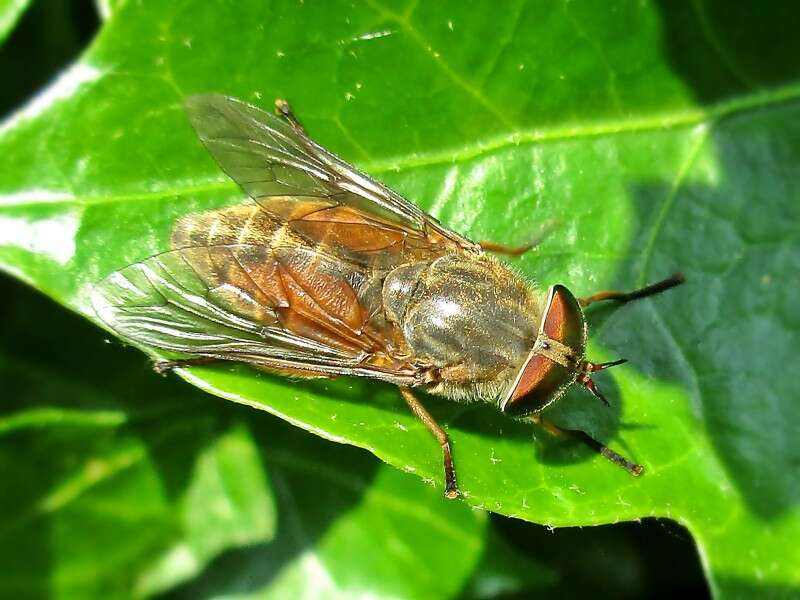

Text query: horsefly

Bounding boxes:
[92,95,684,498]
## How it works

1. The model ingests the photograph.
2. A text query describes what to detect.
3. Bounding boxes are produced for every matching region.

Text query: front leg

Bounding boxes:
[579,273,685,308]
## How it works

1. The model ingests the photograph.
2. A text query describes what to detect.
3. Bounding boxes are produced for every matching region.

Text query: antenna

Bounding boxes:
[578,358,628,406]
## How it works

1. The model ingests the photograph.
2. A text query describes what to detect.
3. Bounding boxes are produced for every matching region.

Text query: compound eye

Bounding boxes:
[502,285,587,416]
[540,284,585,358]
[503,354,572,416]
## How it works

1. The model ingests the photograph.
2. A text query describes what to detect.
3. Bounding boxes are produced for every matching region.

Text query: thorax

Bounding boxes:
[382,253,544,400]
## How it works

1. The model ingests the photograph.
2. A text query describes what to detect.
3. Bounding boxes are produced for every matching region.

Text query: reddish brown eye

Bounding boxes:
[541,284,585,357]
[504,354,572,416]
[502,285,587,416]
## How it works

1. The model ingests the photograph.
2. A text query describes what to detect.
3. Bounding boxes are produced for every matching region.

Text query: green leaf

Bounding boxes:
[0,279,277,598]
[0,0,31,44]
[0,1,797,597]
[0,276,490,599]
[95,0,125,21]
[167,445,488,600]
[460,527,556,599]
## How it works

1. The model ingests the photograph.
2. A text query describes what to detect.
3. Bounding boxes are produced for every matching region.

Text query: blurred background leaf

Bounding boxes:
[0,273,278,597]
[0,0,98,115]
[0,0,32,44]
[1,1,798,598]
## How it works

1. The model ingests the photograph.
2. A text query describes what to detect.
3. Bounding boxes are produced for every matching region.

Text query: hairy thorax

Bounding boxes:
[382,253,545,402]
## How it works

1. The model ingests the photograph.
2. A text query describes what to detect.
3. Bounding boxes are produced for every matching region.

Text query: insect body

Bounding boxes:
[92,95,683,498]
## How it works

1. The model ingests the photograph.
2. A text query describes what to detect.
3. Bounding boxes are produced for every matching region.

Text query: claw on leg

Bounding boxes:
[274,98,306,134]
[153,357,220,375]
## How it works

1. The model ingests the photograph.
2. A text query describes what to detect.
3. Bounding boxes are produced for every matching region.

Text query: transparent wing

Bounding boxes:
[184,94,476,251]
[91,245,417,384]
[92,247,346,361]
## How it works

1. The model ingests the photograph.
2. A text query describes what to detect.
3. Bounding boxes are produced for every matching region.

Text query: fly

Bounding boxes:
[92,95,684,498]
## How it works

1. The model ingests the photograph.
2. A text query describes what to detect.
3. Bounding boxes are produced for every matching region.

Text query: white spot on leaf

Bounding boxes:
[0,63,101,135]
[0,210,79,264]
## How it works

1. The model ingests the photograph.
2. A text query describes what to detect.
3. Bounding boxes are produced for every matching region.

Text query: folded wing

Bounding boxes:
[92,243,417,384]
[184,94,478,263]
[94,94,477,383]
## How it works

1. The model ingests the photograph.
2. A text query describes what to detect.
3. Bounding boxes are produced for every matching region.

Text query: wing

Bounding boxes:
[93,93,474,383]
[184,94,478,259]
[91,244,419,385]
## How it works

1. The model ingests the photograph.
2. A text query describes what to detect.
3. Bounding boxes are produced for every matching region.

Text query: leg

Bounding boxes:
[479,240,539,257]
[479,219,559,257]
[530,414,643,476]
[399,387,460,499]
[154,356,221,375]
[274,98,306,134]
[579,273,685,308]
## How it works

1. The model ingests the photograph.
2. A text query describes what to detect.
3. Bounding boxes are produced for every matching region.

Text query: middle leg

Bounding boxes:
[530,414,643,476]
[399,387,460,499]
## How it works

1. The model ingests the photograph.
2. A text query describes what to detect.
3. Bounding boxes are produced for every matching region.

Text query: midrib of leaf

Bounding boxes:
[0,407,127,433]
[4,79,800,211]
[36,444,149,514]
[361,80,800,171]
[0,413,215,539]
[0,440,148,541]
